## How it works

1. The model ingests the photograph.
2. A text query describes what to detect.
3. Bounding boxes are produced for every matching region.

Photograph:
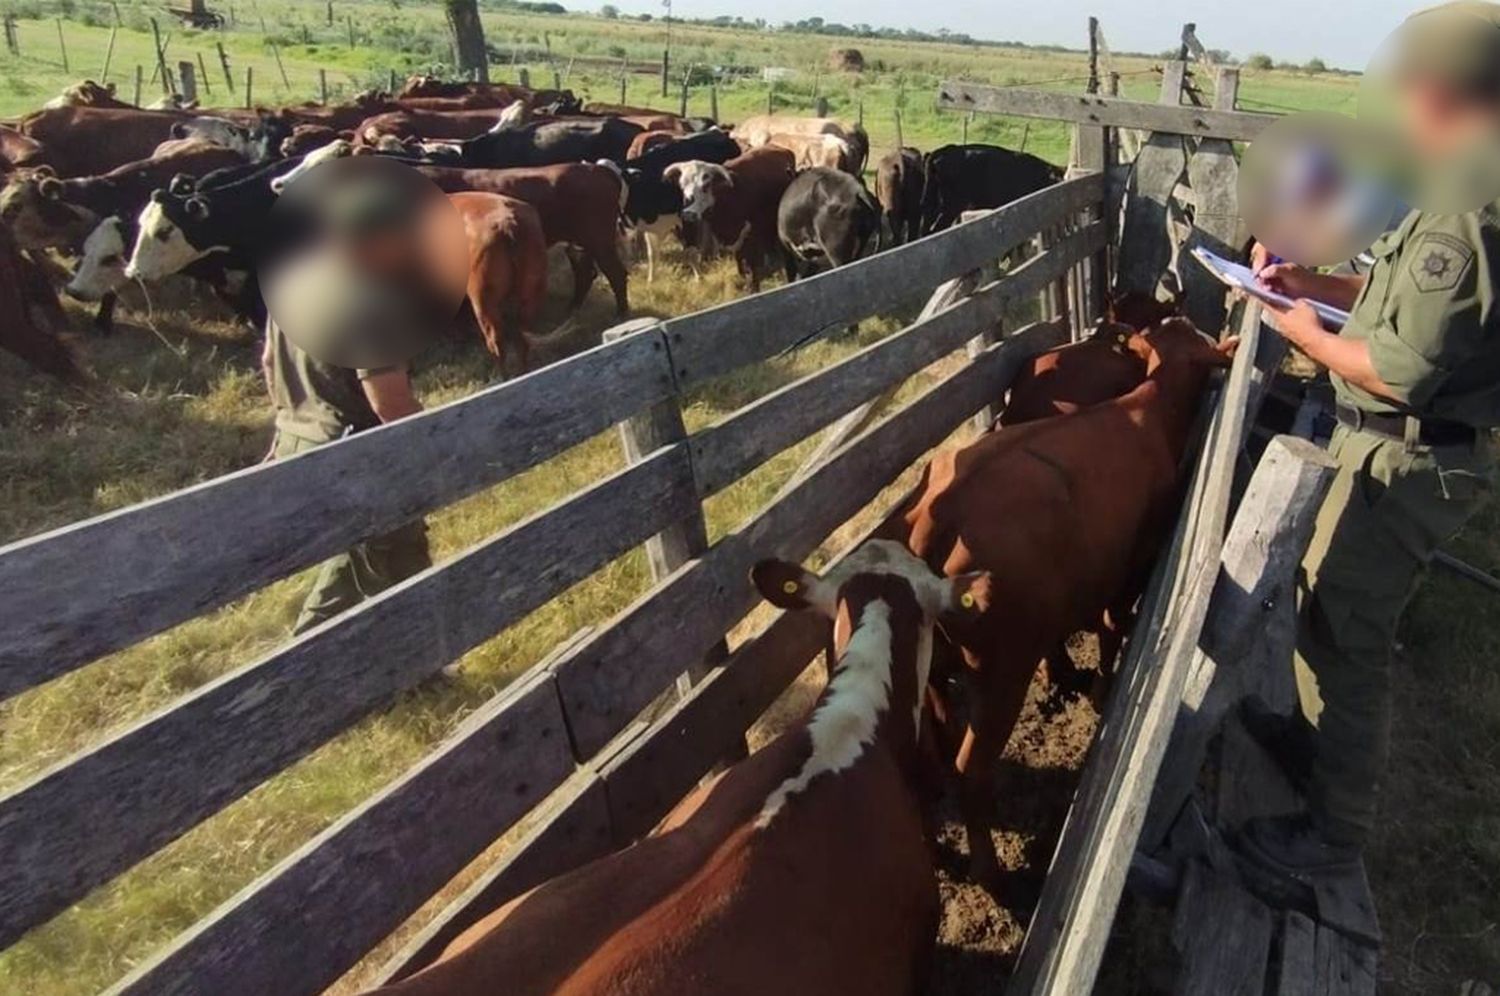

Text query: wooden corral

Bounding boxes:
[0,61,1378,996]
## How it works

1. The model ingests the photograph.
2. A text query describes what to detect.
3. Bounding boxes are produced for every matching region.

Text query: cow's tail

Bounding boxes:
[917,151,940,235]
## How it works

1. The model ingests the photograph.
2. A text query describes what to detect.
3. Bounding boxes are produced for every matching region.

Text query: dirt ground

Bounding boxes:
[747,634,1104,996]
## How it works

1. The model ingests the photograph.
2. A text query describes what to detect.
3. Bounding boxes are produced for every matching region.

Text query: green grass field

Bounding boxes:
[0,3,1494,993]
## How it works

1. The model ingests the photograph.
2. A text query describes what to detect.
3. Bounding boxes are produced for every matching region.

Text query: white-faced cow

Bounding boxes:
[365,539,989,996]
[664,145,795,291]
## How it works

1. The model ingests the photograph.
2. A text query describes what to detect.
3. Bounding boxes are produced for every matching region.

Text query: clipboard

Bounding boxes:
[1190,247,1351,329]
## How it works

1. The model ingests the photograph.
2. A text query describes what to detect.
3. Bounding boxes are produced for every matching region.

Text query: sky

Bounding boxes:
[608,0,1428,71]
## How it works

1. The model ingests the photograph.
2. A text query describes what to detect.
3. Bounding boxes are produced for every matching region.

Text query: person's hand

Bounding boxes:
[1258,262,1322,301]
[1261,298,1326,349]
[1249,241,1276,274]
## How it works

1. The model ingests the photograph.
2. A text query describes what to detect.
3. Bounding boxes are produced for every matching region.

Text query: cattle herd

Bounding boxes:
[0,74,1063,381]
[1,74,1238,995]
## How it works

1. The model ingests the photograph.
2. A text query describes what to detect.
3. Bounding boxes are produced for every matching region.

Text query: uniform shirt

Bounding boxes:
[1334,200,1500,427]
[266,320,391,444]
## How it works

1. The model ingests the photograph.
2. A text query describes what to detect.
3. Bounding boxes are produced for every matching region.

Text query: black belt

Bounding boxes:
[1335,402,1477,448]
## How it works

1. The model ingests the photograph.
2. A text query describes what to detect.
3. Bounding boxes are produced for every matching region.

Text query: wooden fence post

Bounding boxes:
[600,319,729,702]
[678,71,688,117]
[178,60,197,104]
[3,16,17,58]
[1139,435,1336,852]
[133,64,143,107]
[1114,60,1190,301]
[101,26,118,82]
[217,41,234,93]
[708,80,718,122]
[244,65,253,109]
[270,42,290,91]
[197,51,211,97]
[1180,66,1245,333]
[816,95,829,118]
[766,81,774,115]
[55,19,69,73]
[518,66,530,89]
[325,0,333,25]
[660,47,668,97]
[150,18,171,94]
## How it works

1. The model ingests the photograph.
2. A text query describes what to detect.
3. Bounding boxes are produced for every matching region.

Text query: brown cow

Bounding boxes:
[398,76,572,109]
[279,123,345,156]
[625,128,679,161]
[422,162,629,316]
[355,107,512,146]
[366,539,987,996]
[997,323,1147,427]
[0,223,81,380]
[875,147,924,245]
[884,319,1234,884]
[665,146,795,290]
[0,126,48,174]
[450,191,549,377]
[17,106,190,177]
[42,80,131,109]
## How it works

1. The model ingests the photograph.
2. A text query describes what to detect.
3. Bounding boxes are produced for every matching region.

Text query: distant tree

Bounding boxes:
[1305,56,1328,73]
[1246,52,1274,71]
[599,2,618,17]
[444,0,489,82]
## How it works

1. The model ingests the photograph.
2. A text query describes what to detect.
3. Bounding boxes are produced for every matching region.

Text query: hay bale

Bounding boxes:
[828,47,864,73]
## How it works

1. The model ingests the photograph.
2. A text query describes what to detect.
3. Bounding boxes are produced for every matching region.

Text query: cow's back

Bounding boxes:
[19,106,186,175]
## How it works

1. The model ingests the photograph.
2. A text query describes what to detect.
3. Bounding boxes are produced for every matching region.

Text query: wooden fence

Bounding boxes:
[0,174,1107,994]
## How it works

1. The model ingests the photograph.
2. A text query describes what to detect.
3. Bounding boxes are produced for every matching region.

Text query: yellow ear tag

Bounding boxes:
[782,580,799,594]
[960,592,976,609]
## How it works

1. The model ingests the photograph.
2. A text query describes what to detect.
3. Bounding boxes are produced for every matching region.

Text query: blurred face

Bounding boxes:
[1398,75,1500,157]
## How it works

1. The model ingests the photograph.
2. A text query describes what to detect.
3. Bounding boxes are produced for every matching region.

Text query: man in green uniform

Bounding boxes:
[1239,1,1500,874]
[263,321,432,634]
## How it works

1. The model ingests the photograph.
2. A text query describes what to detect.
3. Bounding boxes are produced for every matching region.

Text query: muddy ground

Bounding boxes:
[747,634,1105,996]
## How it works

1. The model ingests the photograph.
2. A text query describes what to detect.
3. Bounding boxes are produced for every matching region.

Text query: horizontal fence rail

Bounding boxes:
[663,173,1103,388]
[0,333,677,697]
[937,81,1279,142]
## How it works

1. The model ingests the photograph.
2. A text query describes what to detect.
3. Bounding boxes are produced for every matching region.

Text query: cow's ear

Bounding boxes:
[168,174,196,196]
[185,196,210,220]
[31,164,55,178]
[170,122,188,139]
[38,176,63,199]
[750,559,817,611]
[150,187,168,204]
[661,163,684,185]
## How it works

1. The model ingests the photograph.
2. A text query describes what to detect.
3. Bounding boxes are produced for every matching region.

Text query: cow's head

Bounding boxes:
[1133,317,1237,374]
[66,215,131,300]
[750,539,990,795]
[124,190,212,281]
[662,160,731,225]
[488,100,529,134]
[269,139,353,194]
[0,170,94,250]
[171,116,260,160]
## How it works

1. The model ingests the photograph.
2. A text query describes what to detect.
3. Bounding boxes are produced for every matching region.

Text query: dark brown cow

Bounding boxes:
[884,319,1234,883]
[0,139,245,251]
[355,108,511,146]
[422,162,629,316]
[279,123,345,156]
[367,540,985,996]
[665,145,795,290]
[450,192,548,376]
[398,77,571,106]
[17,106,190,177]
[0,223,80,380]
[875,147,924,245]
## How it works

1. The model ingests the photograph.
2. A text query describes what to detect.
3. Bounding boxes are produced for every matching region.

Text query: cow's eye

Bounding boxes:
[154,226,173,240]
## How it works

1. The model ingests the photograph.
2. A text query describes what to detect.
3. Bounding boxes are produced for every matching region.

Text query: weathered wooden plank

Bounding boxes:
[1141,435,1336,848]
[602,318,725,695]
[663,173,1104,388]
[0,449,695,950]
[1170,860,1273,996]
[377,770,615,984]
[1214,717,1302,830]
[938,80,1278,142]
[690,230,1097,495]
[1311,862,1382,949]
[1313,924,1378,996]
[1273,910,1318,996]
[600,607,826,843]
[0,331,675,698]
[1115,63,1190,301]
[1181,68,1245,332]
[110,669,575,996]
[554,332,1061,760]
[1009,308,1273,996]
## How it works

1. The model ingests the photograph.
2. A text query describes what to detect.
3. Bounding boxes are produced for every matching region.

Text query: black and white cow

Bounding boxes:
[617,128,739,277]
[457,115,643,170]
[919,143,1062,234]
[776,166,883,281]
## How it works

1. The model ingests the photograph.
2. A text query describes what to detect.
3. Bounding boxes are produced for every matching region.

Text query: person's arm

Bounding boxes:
[1261,299,1404,401]
[1250,243,1367,311]
[361,368,423,423]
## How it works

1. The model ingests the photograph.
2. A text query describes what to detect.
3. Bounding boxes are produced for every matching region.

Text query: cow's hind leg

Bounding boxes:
[594,240,630,316]
[469,242,524,378]
[92,292,117,335]
[565,246,595,313]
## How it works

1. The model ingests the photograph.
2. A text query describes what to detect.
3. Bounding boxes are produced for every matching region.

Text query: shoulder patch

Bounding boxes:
[1406,232,1475,293]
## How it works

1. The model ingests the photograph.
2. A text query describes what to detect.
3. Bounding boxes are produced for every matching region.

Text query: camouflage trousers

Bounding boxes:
[274,432,433,636]
[1295,423,1493,844]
